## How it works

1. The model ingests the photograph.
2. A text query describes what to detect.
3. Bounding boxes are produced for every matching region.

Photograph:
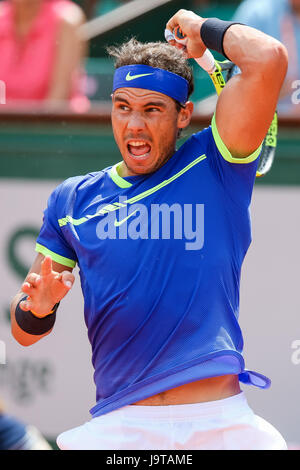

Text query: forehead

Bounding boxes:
[112,87,175,106]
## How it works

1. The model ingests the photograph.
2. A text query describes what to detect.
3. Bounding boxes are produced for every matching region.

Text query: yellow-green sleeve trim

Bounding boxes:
[211,113,262,164]
[35,243,76,268]
[110,163,133,188]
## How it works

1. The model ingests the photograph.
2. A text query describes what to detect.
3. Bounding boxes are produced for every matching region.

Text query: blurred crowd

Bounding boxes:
[0,0,299,116]
[0,397,52,450]
[0,0,89,110]
[233,0,300,116]
[1,0,299,450]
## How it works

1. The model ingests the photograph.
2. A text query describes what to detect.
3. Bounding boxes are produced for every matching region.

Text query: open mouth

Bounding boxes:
[127,140,152,159]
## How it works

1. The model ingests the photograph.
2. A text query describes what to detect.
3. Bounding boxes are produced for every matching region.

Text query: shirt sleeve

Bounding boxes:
[204,114,262,208]
[35,184,77,268]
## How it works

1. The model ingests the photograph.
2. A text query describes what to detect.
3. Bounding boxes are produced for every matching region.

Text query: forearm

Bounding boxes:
[10,292,53,347]
[10,255,74,347]
[167,9,288,156]
[47,12,87,102]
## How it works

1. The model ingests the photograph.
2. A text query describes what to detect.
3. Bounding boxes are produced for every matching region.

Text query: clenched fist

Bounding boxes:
[166,9,207,59]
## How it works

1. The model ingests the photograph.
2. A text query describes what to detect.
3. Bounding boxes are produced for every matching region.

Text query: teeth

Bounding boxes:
[128,141,147,147]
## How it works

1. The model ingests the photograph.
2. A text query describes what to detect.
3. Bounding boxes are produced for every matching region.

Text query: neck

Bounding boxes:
[14,0,43,36]
[119,161,136,177]
[291,2,300,17]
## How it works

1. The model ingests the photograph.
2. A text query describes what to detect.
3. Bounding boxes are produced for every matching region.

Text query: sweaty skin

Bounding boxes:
[111,88,193,176]
[132,375,241,406]
[166,9,287,158]
[11,9,287,406]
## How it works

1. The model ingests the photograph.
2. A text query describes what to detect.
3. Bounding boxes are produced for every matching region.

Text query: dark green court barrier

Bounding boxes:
[83,0,239,101]
[0,110,299,185]
[86,0,239,58]
[85,56,218,102]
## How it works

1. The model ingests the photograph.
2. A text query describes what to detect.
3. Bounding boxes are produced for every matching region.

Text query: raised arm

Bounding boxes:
[11,254,75,347]
[47,3,87,102]
[166,10,288,157]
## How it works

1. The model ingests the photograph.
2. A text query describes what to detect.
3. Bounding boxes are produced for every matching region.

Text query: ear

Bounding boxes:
[177,101,194,129]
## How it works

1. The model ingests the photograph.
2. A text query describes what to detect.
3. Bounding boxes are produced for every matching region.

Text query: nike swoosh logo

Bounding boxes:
[125,72,154,81]
[114,210,138,227]
[58,154,207,227]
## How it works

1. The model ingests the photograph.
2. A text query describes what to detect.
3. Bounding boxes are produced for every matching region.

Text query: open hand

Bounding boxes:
[20,256,75,317]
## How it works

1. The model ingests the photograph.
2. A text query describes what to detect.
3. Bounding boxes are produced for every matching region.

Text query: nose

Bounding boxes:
[127,111,146,132]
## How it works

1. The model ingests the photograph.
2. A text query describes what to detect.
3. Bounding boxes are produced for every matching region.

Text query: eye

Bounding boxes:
[146,107,160,113]
[115,103,130,111]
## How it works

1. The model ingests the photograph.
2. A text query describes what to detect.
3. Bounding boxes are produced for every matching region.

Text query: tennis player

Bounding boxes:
[11,9,288,450]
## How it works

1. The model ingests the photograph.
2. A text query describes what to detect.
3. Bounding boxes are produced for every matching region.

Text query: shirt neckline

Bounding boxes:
[109,146,180,189]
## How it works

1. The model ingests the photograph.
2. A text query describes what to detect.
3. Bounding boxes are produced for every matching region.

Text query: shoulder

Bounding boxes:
[0,1,10,19]
[169,127,213,170]
[59,170,106,191]
[176,126,212,156]
[187,125,213,150]
[53,0,86,28]
[51,171,106,206]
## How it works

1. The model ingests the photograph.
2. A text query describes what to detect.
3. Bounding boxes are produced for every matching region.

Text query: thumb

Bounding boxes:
[61,272,75,290]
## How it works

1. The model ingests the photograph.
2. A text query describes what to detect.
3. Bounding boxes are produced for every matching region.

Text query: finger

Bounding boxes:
[175,43,187,51]
[165,27,188,54]
[166,17,179,34]
[168,39,176,46]
[19,299,32,311]
[61,272,75,289]
[21,282,35,295]
[166,11,181,32]
[166,9,188,34]
[166,41,188,59]
[41,255,53,277]
[26,272,41,287]
[54,272,62,282]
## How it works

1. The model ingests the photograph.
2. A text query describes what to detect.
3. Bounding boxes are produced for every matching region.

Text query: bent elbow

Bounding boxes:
[264,41,288,80]
[15,338,34,347]
[11,330,30,347]
[273,41,288,73]
[11,324,37,347]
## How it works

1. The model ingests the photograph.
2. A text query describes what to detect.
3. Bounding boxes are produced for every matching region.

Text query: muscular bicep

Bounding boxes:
[215,70,277,158]
[215,25,288,158]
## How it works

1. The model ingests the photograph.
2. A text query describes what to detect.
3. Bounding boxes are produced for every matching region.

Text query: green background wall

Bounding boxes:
[0,116,299,185]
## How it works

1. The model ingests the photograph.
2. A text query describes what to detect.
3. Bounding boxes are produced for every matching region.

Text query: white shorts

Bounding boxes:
[57,392,287,450]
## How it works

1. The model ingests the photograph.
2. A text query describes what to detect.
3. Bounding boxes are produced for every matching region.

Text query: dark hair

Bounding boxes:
[107,38,194,107]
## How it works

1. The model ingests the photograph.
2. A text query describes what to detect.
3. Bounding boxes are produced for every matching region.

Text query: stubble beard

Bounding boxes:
[124,140,177,176]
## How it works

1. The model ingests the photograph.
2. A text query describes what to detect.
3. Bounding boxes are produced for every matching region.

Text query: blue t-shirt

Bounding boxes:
[36,118,269,418]
[0,414,26,450]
